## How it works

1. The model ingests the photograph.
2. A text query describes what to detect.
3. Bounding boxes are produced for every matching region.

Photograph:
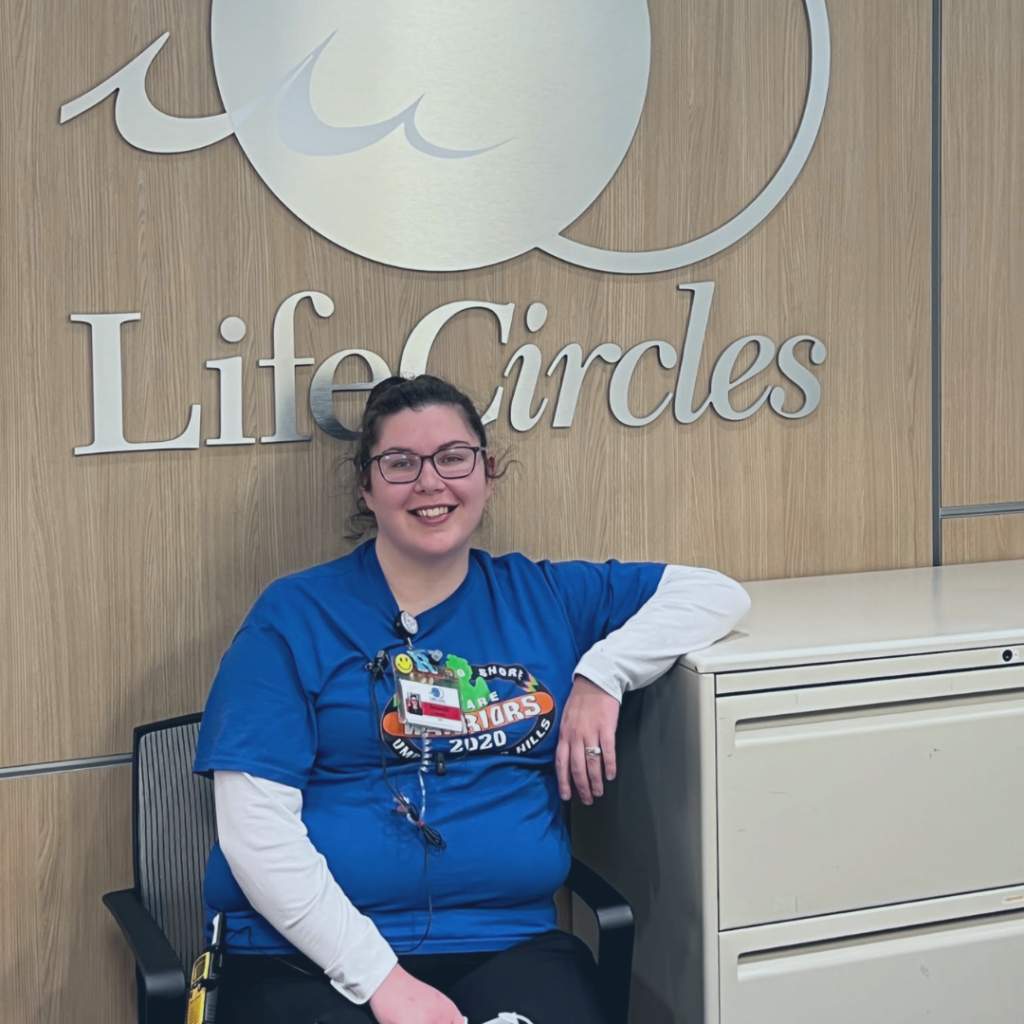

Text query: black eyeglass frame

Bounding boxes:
[363,445,487,484]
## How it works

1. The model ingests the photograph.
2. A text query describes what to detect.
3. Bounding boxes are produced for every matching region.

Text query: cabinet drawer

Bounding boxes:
[719,887,1024,1024]
[716,667,1024,928]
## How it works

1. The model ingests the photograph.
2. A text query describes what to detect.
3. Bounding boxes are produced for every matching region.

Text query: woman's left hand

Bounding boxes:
[556,675,620,805]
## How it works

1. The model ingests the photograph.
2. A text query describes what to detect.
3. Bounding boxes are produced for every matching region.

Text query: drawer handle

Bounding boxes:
[734,689,1024,746]
[735,910,1024,981]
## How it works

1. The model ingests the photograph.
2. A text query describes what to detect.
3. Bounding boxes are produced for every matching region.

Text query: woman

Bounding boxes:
[195,375,749,1024]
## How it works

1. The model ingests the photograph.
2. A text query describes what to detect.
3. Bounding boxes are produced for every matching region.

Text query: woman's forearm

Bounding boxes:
[574,565,750,700]
[214,770,398,1004]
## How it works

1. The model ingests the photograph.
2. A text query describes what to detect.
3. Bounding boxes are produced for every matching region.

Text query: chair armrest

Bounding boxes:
[567,857,634,934]
[567,858,634,1024]
[103,889,187,1007]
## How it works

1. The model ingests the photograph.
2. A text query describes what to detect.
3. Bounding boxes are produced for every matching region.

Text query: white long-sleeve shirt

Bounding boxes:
[213,565,749,1004]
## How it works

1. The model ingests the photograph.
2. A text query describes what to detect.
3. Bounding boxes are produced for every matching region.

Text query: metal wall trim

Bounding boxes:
[931,0,944,566]
[940,502,1024,519]
[0,753,131,780]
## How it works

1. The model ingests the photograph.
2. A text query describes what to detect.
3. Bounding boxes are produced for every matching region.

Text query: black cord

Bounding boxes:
[367,651,443,952]
[399,833,435,954]
[367,652,412,812]
[367,650,447,849]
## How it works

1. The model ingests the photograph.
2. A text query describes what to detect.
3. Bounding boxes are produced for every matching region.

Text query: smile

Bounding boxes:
[411,506,456,519]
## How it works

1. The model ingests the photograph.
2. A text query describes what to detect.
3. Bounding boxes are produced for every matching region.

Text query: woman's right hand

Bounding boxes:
[369,964,464,1024]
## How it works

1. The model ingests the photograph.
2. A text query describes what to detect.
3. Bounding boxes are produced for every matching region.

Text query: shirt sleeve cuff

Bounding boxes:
[573,654,626,703]
[327,921,399,1004]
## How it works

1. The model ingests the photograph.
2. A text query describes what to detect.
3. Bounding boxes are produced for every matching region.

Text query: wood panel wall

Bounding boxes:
[1,0,932,770]
[1,0,937,1020]
[941,0,1024,510]
[0,767,134,1024]
[942,515,1024,565]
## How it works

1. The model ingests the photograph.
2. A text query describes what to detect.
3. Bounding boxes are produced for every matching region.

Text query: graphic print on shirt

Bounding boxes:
[381,650,556,761]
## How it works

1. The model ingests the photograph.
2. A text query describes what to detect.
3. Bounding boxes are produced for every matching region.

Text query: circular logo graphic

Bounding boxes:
[63,2,830,274]
[211,0,652,271]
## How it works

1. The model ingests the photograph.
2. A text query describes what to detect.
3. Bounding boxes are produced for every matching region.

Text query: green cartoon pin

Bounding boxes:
[446,653,492,711]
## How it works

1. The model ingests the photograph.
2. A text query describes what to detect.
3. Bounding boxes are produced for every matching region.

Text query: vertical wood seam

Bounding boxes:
[932,0,944,565]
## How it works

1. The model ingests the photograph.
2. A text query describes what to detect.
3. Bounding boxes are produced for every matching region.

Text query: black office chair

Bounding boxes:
[104,714,635,1024]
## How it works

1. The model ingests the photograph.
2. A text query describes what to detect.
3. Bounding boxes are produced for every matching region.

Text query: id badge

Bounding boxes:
[393,650,465,734]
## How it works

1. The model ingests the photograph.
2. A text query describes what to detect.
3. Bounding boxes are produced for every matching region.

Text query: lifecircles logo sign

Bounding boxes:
[62,0,831,454]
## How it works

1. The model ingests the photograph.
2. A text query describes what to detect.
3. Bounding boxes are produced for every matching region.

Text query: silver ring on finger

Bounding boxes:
[584,745,602,757]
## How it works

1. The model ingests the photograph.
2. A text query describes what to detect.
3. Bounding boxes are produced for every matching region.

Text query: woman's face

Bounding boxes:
[362,404,494,563]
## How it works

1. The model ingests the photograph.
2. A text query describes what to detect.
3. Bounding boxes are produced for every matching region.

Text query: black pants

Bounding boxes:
[218,929,611,1024]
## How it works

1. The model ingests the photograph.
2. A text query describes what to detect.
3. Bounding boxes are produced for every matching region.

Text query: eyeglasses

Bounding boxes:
[364,445,485,484]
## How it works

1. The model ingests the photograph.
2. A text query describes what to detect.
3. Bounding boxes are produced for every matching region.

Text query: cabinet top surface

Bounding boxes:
[685,559,1024,674]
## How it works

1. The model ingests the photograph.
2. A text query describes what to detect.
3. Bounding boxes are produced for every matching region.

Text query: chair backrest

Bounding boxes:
[133,713,216,973]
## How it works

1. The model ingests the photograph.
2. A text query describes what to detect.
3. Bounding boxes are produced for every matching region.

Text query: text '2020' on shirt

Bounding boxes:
[194,541,750,994]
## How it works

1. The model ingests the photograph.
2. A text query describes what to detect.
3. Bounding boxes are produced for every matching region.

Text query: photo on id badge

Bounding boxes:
[383,650,557,761]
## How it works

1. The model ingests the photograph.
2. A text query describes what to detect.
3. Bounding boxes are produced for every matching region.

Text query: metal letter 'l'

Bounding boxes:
[71,312,201,455]
[673,282,715,424]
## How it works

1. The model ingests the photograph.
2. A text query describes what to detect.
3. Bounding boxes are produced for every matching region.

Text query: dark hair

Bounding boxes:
[346,375,504,539]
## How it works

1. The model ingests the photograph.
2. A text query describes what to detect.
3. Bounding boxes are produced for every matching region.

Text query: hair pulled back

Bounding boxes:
[346,375,501,539]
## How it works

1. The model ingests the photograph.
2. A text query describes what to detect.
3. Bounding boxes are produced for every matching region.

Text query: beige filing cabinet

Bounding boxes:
[572,559,1024,1024]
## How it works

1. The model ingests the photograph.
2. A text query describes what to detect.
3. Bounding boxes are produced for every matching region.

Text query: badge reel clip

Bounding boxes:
[392,612,464,782]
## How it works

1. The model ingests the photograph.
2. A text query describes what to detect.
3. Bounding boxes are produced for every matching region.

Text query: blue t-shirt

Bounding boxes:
[194,540,664,955]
